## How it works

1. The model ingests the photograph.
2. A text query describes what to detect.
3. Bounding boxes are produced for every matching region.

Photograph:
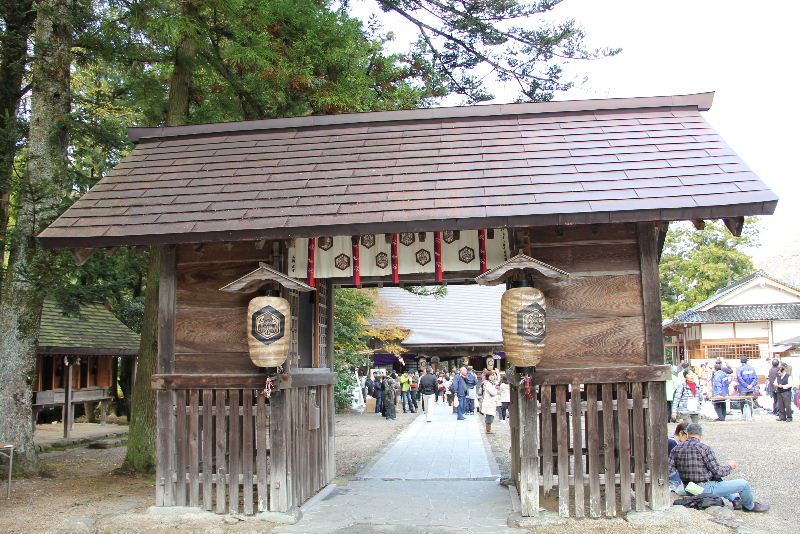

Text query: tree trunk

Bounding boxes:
[122,247,160,472]
[0,0,36,288]
[122,0,196,472]
[0,0,73,475]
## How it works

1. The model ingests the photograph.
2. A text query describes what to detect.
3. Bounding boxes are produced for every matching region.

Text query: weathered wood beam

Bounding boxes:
[71,247,96,266]
[254,239,266,250]
[150,370,338,390]
[691,219,706,231]
[531,365,671,385]
[723,216,744,237]
[637,223,666,366]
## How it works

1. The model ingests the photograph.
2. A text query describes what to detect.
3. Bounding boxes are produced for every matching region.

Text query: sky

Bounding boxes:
[350,0,799,262]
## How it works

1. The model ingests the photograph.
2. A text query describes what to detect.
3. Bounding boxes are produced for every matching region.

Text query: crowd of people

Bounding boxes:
[362,366,511,433]
[667,355,796,423]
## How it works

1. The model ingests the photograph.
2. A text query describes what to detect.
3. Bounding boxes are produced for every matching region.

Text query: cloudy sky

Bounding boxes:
[351,0,798,261]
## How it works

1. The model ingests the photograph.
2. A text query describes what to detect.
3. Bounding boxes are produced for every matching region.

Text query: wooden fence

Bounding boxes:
[156,388,270,515]
[511,380,669,517]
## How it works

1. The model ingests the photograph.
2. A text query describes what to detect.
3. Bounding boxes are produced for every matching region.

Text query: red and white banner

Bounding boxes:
[287,229,510,280]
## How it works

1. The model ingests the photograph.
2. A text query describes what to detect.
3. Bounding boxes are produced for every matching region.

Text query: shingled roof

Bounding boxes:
[38,300,140,355]
[39,92,778,249]
[672,303,800,324]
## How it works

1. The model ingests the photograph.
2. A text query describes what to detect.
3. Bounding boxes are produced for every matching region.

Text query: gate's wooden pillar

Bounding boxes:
[156,245,177,506]
[516,374,540,516]
[269,389,290,512]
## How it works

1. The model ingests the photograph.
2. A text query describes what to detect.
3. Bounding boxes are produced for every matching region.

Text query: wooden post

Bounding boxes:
[63,357,73,439]
[647,381,671,510]
[570,383,585,518]
[555,385,570,517]
[637,222,665,366]
[516,373,539,516]
[156,245,177,506]
[269,389,290,512]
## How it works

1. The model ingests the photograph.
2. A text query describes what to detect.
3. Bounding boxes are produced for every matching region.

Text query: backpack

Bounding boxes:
[673,495,724,510]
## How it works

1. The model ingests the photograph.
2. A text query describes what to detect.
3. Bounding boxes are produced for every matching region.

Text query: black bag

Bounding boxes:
[673,495,725,510]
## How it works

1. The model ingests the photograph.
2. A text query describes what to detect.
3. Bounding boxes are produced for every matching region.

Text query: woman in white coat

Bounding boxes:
[481,371,499,434]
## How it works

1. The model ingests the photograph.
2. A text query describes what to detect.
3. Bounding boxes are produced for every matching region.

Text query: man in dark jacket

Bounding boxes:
[766,359,780,413]
[736,356,759,421]
[450,367,468,420]
[419,367,438,422]
[373,376,384,414]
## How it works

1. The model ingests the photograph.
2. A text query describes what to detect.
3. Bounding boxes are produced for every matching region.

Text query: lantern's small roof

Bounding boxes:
[475,253,569,286]
[39,92,777,249]
[220,262,315,293]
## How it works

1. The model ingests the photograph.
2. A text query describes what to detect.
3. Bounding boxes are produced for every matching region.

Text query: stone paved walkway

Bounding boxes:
[274,402,522,534]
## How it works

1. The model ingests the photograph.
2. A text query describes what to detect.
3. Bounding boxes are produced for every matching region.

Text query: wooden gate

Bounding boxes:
[510,375,670,517]
[156,387,270,514]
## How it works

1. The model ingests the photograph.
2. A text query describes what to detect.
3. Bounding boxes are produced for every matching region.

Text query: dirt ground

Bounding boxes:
[2,408,796,534]
[0,410,418,534]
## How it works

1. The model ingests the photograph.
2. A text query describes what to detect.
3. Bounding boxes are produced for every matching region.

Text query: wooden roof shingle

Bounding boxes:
[38,300,140,354]
[39,92,778,248]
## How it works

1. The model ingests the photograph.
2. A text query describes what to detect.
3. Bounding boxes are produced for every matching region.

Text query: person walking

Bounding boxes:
[481,371,499,434]
[672,367,704,424]
[419,367,438,422]
[711,363,732,421]
[498,376,511,421]
[773,365,793,422]
[450,367,468,420]
[736,356,759,421]
[373,375,384,414]
[669,423,770,512]
[411,370,420,411]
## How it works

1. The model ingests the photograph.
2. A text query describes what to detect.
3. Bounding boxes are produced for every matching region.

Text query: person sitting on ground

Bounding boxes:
[672,368,704,424]
[668,422,689,493]
[669,423,769,512]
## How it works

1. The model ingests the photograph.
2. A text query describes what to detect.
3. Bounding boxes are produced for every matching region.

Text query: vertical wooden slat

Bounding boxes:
[175,389,187,506]
[570,383,585,518]
[517,378,539,516]
[256,394,268,512]
[215,390,227,514]
[632,382,647,511]
[269,389,289,512]
[156,245,177,507]
[647,381,670,510]
[188,389,200,507]
[202,390,213,511]
[326,384,335,482]
[540,385,553,495]
[586,384,602,518]
[601,383,617,517]
[510,384,520,488]
[242,390,254,515]
[617,384,632,512]
[228,389,241,513]
[555,385,570,517]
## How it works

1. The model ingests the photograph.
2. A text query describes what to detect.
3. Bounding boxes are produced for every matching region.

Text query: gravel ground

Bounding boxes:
[487,409,799,533]
[0,408,418,534]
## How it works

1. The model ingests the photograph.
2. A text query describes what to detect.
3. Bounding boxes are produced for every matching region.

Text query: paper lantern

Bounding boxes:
[247,293,292,367]
[501,282,546,367]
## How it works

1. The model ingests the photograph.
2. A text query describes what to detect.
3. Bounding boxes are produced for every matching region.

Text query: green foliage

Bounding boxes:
[660,219,758,320]
[333,288,376,410]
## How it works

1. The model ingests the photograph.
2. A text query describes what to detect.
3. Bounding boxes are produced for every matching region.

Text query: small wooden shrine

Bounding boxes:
[40,92,777,518]
[35,300,139,436]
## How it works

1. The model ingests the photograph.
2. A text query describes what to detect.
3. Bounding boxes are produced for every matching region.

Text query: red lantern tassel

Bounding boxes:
[391,233,400,284]
[352,236,361,286]
[434,231,443,282]
[478,229,488,273]
[307,237,316,287]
